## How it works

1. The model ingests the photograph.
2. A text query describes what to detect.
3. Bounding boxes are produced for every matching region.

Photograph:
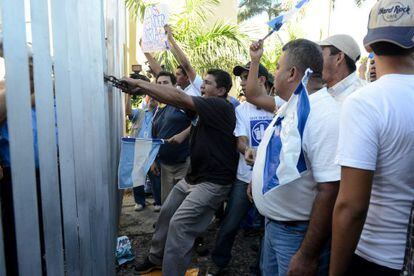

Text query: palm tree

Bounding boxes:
[126,0,249,77]
[238,0,284,22]
[125,0,148,20]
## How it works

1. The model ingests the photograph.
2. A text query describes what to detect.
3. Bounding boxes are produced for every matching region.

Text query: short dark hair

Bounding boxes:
[156,71,177,85]
[206,69,233,96]
[326,46,357,73]
[370,42,414,57]
[176,65,188,76]
[282,39,323,80]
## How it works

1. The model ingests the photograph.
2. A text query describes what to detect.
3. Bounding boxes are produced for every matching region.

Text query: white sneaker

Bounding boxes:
[153,205,161,212]
[134,204,144,211]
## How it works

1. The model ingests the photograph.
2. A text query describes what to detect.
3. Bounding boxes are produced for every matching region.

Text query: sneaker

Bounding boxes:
[135,257,161,274]
[134,204,144,211]
[153,205,161,212]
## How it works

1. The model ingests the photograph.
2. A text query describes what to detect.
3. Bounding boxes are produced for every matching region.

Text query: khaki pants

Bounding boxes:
[148,179,231,276]
[160,158,190,204]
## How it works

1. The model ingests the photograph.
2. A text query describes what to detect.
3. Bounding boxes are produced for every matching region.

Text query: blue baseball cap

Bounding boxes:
[364,0,414,49]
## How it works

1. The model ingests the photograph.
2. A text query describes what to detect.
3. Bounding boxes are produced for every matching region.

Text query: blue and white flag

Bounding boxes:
[252,69,312,194]
[267,0,310,31]
[118,137,163,189]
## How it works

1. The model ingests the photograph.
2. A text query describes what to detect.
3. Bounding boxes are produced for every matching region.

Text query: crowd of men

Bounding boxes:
[122,0,414,275]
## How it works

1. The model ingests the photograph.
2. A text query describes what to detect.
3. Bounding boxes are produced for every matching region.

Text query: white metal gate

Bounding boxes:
[0,0,126,274]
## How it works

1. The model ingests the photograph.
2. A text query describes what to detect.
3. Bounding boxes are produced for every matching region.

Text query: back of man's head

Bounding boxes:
[282,39,324,80]
[364,0,414,56]
[156,71,177,85]
[207,69,233,96]
[176,65,188,76]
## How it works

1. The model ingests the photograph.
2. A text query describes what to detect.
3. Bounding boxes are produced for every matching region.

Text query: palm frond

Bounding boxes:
[238,6,267,22]
[125,0,148,21]
[158,21,249,76]
[237,0,284,23]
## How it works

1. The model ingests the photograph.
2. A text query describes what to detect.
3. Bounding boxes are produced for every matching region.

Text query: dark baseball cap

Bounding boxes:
[233,62,270,79]
[363,0,414,49]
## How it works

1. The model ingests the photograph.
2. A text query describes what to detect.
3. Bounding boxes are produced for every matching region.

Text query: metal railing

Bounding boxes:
[0,0,125,274]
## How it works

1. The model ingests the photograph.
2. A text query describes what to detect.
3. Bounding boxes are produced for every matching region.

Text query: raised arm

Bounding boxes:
[143,52,162,76]
[122,78,195,111]
[164,25,197,82]
[246,41,276,113]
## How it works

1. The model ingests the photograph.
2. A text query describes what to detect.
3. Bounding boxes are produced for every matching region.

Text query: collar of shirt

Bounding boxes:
[328,72,360,98]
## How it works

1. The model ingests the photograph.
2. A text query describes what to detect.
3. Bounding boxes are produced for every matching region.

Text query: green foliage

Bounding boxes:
[359,56,368,65]
[261,45,281,75]
[150,0,249,76]
[130,95,144,108]
[125,0,149,20]
[172,0,220,28]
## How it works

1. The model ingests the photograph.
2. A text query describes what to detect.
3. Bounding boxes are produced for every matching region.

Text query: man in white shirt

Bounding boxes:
[330,0,414,275]
[319,34,366,104]
[246,39,341,276]
[209,62,276,275]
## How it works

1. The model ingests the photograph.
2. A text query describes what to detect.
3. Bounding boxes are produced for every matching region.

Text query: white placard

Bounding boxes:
[141,4,169,53]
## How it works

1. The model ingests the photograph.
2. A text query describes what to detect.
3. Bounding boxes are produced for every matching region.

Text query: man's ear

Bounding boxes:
[218,87,227,97]
[336,52,346,66]
[287,66,299,83]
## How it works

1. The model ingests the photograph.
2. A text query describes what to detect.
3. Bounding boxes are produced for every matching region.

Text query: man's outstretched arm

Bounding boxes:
[165,25,197,82]
[329,167,373,276]
[246,40,276,113]
[122,78,195,111]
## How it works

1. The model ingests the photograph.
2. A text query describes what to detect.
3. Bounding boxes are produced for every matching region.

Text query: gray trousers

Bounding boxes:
[160,158,190,204]
[148,178,231,276]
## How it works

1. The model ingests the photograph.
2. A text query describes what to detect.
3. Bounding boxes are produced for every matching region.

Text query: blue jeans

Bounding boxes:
[212,179,252,267]
[261,219,330,276]
[133,170,161,207]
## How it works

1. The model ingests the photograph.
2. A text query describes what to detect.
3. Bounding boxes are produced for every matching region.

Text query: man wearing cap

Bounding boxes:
[330,0,414,275]
[209,62,277,275]
[319,34,366,104]
[247,38,341,276]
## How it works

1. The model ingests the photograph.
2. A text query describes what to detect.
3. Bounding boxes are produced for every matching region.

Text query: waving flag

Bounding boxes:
[267,0,310,31]
[118,137,164,189]
[253,69,312,194]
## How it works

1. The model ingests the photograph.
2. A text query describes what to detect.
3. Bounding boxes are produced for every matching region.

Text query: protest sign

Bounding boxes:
[141,4,169,53]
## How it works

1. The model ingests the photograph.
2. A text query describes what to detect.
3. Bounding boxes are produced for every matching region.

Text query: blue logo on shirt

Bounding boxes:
[250,119,272,147]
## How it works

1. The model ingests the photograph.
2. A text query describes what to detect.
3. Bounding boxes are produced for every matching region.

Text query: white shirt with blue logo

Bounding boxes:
[252,88,341,221]
[234,101,274,183]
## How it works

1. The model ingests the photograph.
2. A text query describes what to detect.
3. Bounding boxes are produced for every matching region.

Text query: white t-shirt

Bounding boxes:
[274,96,286,109]
[252,88,341,221]
[234,102,274,183]
[336,74,414,270]
[328,72,366,105]
[181,75,202,97]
